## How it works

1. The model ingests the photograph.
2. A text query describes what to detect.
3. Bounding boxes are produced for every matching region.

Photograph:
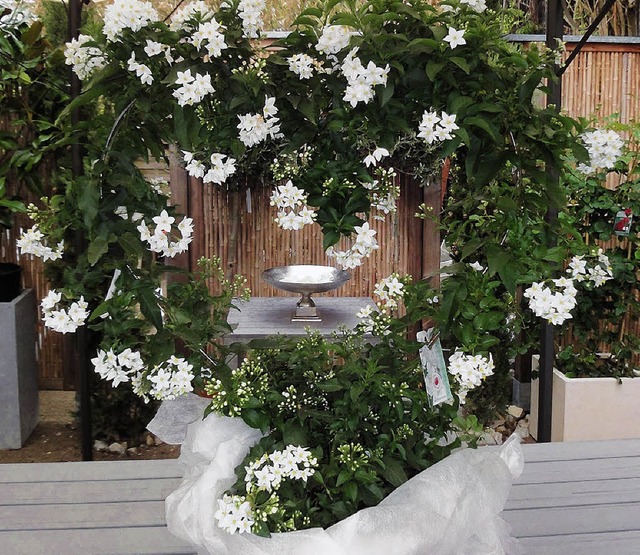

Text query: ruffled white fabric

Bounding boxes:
[149,394,524,555]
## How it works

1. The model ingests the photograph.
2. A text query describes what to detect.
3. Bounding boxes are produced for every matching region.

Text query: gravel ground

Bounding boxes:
[0,391,179,463]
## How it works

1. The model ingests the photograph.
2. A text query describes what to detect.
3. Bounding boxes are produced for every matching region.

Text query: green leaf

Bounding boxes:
[336,469,351,487]
[343,481,358,503]
[381,457,408,487]
[242,409,270,433]
[425,61,445,81]
[87,233,110,266]
[449,57,470,74]
[77,179,100,228]
[463,116,500,141]
[138,286,163,331]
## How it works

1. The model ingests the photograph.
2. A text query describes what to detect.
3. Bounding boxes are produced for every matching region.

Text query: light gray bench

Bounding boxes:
[1,439,639,554]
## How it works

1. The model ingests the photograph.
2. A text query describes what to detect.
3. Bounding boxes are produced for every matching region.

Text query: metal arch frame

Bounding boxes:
[539,0,620,442]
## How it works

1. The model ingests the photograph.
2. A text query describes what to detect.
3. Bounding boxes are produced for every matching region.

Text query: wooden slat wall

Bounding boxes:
[196,175,426,298]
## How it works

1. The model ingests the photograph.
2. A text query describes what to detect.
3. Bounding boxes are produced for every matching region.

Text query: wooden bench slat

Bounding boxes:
[0,477,183,505]
[514,457,640,484]
[0,527,200,555]
[0,500,168,531]
[503,501,640,537]
[0,459,182,483]
[518,530,640,555]
[514,439,640,462]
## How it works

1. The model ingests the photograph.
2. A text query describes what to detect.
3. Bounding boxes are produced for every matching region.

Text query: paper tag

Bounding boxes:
[417,330,454,406]
[614,209,633,236]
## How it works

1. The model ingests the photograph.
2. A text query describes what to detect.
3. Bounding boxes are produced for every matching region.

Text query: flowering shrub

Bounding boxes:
[558,122,640,378]
[208,323,466,536]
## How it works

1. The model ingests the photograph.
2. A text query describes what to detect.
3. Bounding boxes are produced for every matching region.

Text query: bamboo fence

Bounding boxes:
[4,40,639,388]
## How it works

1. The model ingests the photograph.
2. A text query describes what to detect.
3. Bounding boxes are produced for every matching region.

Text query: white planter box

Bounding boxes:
[530,355,640,442]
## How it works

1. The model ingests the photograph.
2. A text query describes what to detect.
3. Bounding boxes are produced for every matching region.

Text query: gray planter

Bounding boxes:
[0,288,39,449]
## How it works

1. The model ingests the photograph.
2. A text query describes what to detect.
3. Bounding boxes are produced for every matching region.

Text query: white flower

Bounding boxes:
[238,0,265,38]
[64,34,107,80]
[579,128,624,173]
[363,147,390,167]
[17,225,64,261]
[127,52,153,85]
[448,350,493,403]
[169,1,213,31]
[443,27,466,49]
[316,25,352,55]
[191,19,227,58]
[103,0,159,42]
[288,53,315,79]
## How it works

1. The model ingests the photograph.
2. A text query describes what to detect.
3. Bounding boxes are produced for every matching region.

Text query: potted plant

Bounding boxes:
[530,122,640,441]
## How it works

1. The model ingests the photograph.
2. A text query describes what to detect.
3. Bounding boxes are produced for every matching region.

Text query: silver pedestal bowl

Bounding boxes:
[261,265,351,321]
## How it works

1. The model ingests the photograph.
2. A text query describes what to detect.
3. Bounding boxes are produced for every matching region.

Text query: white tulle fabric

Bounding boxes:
[148,394,524,555]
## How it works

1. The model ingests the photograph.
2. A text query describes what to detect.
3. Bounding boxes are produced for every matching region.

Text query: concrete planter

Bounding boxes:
[0,288,39,449]
[530,355,640,442]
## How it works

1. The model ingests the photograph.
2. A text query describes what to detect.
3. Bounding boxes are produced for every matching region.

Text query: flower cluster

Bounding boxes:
[64,34,107,81]
[525,250,613,325]
[102,0,158,42]
[206,357,269,416]
[447,350,494,404]
[92,347,145,388]
[237,97,280,147]
[168,0,213,31]
[418,109,459,144]
[364,166,399,219]
[190,18,227,58]
[373,273,405,309]
[41,290,89,334]
[269,180,316,230]
[326,221,379,269]
[214,445,318,535]
[316,25,352,55]
[127,52,153,85]
[238,0,265,38]
[577,128,624,174]
[17,225,64,261]
[524,278,578,325]
[133,355,195,401]
[363,147,389,168]
[183,151,237,185]
[287,53,315,79]
[569,250,613,286]
[341,48,389,108]
[173,69,215,107]
[356,304,392,336]
[137,210,193,258]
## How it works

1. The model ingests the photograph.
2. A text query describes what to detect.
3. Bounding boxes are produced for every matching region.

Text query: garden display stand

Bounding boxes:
[0,288,39,449]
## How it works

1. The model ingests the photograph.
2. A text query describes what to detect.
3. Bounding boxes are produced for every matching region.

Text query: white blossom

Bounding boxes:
[17,225,64,262]
[288,53,315,79]
[64,34,107,80]
[316,25,352,55]
[578,129,624,174]
[443,27,466,49]
[103,0,159,42]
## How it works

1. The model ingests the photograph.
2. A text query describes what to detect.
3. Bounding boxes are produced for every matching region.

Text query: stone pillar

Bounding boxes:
[0,289,39,449]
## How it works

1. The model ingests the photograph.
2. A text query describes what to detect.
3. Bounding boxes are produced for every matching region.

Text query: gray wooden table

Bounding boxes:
[1,439,639,554]
[225,297,376,342]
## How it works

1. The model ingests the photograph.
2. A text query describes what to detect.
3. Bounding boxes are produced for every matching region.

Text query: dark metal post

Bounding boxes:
[69,0,92,461]
[538,0,564,443]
